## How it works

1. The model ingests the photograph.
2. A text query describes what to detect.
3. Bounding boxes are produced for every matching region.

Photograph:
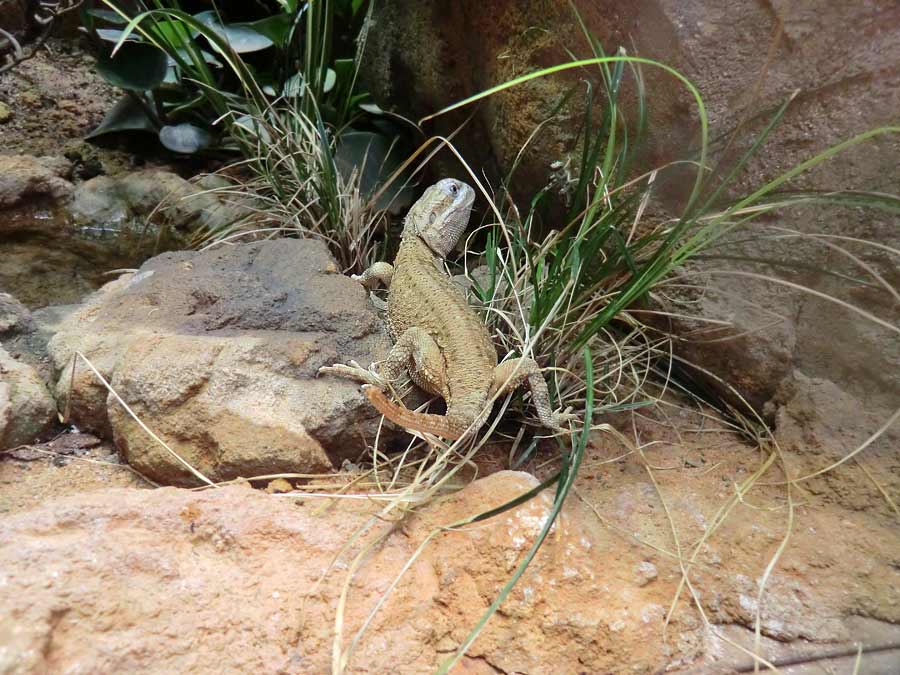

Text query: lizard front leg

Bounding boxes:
[351,262,394,289]
[491,358,572,433]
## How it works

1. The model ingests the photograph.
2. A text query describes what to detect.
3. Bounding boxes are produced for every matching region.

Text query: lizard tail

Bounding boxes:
[362,386,465,440]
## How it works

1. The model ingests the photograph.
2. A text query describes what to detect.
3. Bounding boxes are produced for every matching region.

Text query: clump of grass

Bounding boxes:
[191,102,395,274]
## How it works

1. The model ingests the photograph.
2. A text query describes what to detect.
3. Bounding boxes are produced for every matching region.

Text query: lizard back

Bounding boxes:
[388,235,497,427]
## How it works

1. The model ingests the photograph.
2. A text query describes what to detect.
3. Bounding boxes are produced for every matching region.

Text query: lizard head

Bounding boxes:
[407,178,475,257]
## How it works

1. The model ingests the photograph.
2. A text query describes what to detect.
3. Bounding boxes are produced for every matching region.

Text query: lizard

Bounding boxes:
[318,178,568,440]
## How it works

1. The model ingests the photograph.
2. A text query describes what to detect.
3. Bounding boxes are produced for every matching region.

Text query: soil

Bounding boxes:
[0,433,149,516]
[0,38,120,159]
[569,404,900,672]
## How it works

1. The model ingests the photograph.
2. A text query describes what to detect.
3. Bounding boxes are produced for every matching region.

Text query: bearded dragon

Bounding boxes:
[319,178,567,440]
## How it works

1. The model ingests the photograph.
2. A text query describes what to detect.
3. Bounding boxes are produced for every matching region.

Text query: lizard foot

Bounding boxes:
[317,360,386,388]
[550,406,578,433]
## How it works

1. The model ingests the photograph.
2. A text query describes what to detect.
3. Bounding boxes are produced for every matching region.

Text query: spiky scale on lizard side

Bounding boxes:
[319,178,569,440]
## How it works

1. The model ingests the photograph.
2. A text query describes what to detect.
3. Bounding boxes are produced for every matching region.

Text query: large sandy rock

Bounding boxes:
[47,239,391,485]
[360,0,900,422]
[0,345,56,449]
[0,471,702,674]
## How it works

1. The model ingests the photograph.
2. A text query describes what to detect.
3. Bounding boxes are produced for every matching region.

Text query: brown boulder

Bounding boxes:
[47,239,392,485]
[0,154,72,213]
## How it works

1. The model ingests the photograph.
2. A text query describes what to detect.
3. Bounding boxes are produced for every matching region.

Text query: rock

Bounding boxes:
[0,293,33,338]
[69,169,257,247]
[0,346,57,450]
[0,154,73,213]
[47,239,392,485]
[0,101,11,123]
[649,271,797,417]
[634,560,658,587]
[0,471,701,673]
[265,477,293,493]
[768,370,900,512]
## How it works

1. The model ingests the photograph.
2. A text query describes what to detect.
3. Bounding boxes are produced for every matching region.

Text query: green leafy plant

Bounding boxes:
[82,0,375,153]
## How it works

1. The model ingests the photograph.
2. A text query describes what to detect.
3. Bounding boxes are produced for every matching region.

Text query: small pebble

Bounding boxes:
[634,560,658,587]
[265,478,293,493]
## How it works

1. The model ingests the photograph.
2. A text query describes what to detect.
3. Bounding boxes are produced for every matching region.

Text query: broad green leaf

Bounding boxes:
[232,114,272,143]
[333,58,354,84]
[193,11,274,53]
[335,130,413,212]
[167,49,222,68]
[240,14,293,46]
[95,28,140,43]
[148,18,195,48]
[359,102,383,115]
[95,42,168,91]
[162,66,179,85]
[86,95,157,139]
[159,123,213,153]
[87,9,127,25]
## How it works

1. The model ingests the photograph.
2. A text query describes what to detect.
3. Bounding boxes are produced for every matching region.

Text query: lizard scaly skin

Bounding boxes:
[319,178,566,440]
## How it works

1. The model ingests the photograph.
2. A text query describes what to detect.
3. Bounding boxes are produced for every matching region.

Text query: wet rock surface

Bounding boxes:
[0,153,255,310]
[0,154,73,213]
[69,170,256,248]
[48,239,391,485]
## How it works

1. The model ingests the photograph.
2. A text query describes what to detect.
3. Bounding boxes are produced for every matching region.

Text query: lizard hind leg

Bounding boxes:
[491,358,569,432]
[380,327,448,398]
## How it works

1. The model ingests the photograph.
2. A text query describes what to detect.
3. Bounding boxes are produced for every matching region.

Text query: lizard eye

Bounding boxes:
[448,183,459,196]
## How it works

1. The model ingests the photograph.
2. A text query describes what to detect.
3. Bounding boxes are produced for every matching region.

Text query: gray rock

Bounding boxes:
[69,169,257,246]
[0,346,57,450]
[0,293,33,337]
[48,239,391,485]
[648,269,797,418]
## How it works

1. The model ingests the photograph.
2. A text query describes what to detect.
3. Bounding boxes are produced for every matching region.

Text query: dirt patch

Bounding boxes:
[568,403,900,671]
[0,38,120,158]
[0,432,149,516]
